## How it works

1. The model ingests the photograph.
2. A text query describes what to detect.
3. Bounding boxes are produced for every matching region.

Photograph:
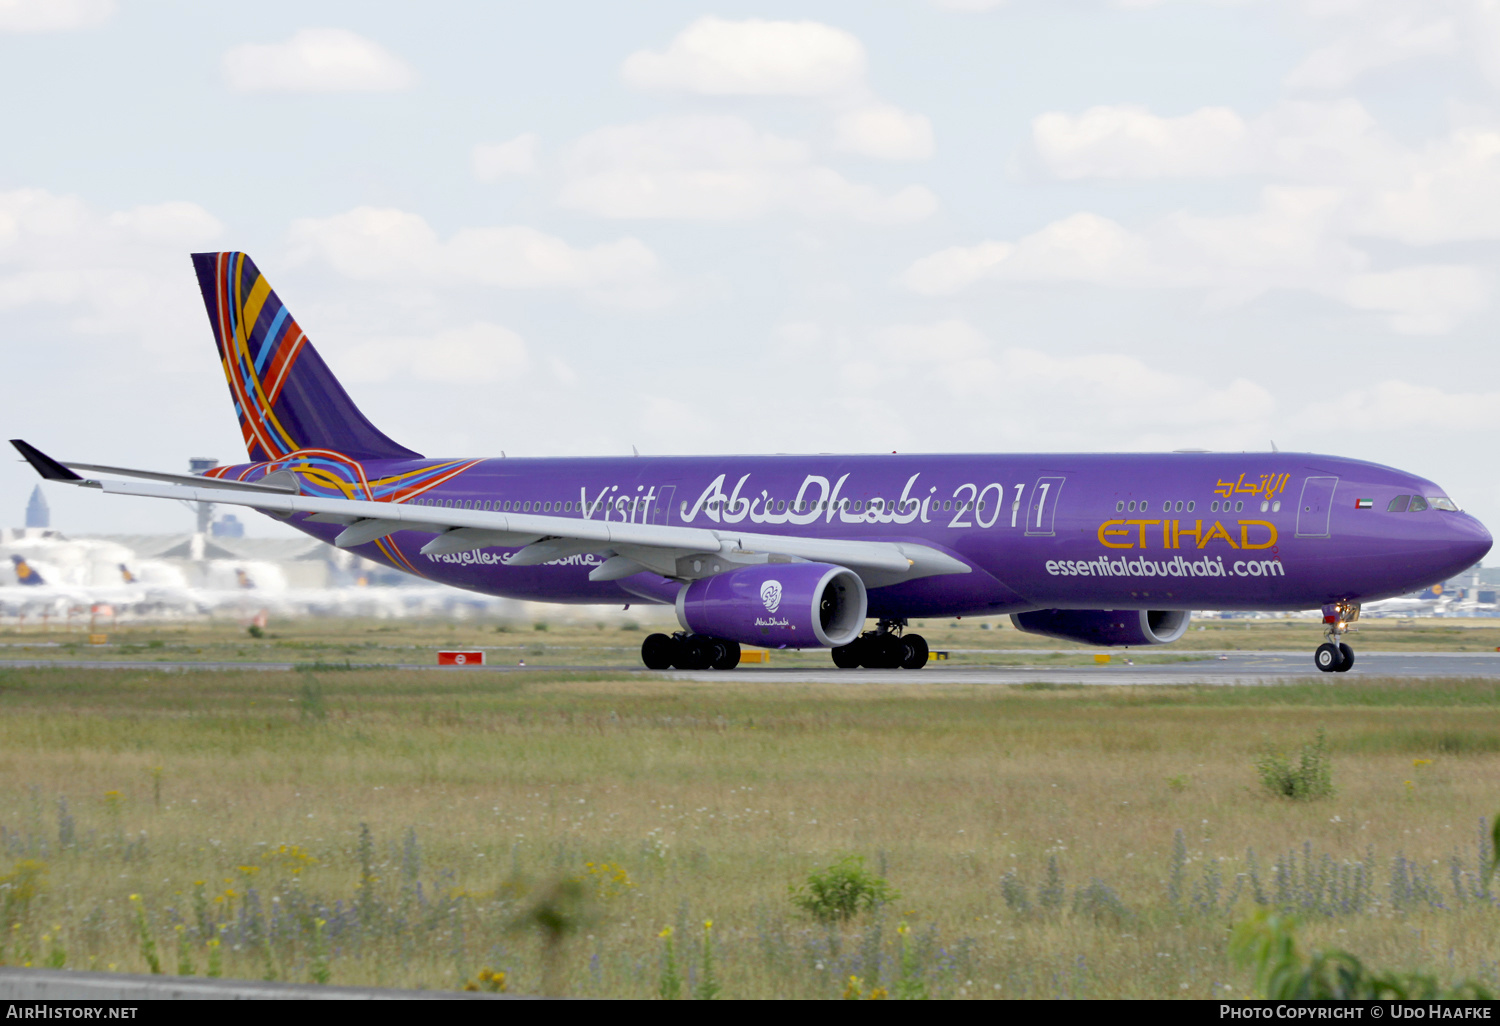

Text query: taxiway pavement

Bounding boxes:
[0,650,1495,684]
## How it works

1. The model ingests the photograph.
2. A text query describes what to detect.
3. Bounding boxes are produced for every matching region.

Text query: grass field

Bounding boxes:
[0,640,1497,998]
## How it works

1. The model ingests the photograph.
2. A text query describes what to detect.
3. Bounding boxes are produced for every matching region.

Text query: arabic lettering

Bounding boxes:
[1213,473,1290,502]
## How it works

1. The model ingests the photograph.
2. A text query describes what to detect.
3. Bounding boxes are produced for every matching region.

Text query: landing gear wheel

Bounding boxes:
[868,633,904,669]
[711,639,741,670]
[673,634,713,671]
[641,633,675,670]
[900,633,929,670]
[1336,643,1354,673]
[1314,643,1343,673]
[831,641,862,669]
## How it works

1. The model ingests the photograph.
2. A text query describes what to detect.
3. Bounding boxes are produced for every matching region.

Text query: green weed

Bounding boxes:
[790,856,898,924]
[1257,728,1335,800]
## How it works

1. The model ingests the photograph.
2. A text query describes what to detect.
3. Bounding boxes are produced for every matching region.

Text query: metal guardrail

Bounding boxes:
[0,967,521,1000]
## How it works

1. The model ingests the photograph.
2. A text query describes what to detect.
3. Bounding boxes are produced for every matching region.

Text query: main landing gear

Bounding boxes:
[1314,601,1359,673]
[831,620,929,670]
[641,632,740,671]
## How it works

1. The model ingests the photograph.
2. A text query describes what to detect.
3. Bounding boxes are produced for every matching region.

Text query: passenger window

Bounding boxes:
[1211,501,1219,512]
[1174,501,1183,512]
[1162,501,1171,513]
[1408,496,1429,512]
[1115,501,1124,512]
[1186,501,1194,512]
[1387,495,1411,512]
[1234,501,1243,512]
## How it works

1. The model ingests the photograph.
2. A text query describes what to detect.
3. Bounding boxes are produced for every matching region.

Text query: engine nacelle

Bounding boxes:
[676,562,867,648]
[1009,609,1190,647]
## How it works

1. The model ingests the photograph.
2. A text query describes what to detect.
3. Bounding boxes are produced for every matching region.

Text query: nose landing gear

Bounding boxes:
[1314,602,1359,673]
[831,620,929,670]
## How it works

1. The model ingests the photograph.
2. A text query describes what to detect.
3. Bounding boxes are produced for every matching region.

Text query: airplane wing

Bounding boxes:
[11,441,970,587]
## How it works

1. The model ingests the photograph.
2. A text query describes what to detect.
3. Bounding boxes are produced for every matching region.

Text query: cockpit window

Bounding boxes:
[1387,495,1411,512]
[1408,496,1429,512]
[1430,497,1459,511]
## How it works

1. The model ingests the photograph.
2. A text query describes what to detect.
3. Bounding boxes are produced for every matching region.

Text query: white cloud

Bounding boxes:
[929,0,1009,9]
[1334,266,1489,334]
[1277,0,1500,92]
[844,318,1276,445]
[1030,98,1500,247]
[1033,105,1251,180]
[0,0,111,32]
[1352,128,1500,244]
[286,206,671,307]
[1030,100,1393,183]
[472,134,539,182]
[0,188,223,357]
[557,115,936,223]
[337,322,528,385]
[900,189,1489,333]
[898,241,1015,295]
[928,0,1244,9]
[1286,8,1458,91]
[621,17,865,96]
[222,28,416,93]
[1295,378,1500,433]
[833,103,934,161]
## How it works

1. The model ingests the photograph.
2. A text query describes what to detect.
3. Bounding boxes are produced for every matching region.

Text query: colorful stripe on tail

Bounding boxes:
[191,252,422,464]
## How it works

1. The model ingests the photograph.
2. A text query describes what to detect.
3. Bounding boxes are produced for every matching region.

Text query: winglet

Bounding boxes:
[10,440,85,482]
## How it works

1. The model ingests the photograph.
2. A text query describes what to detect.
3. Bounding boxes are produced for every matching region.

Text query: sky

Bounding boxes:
[2,0,1498,542]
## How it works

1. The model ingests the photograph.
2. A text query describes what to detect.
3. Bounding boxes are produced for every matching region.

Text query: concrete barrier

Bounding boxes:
[0,967,522,1000]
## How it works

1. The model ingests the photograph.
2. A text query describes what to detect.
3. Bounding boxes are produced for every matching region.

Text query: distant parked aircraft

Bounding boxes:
[10,554,43,586]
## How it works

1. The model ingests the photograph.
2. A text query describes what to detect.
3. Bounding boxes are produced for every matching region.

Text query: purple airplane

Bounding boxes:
[12,253,1491,673]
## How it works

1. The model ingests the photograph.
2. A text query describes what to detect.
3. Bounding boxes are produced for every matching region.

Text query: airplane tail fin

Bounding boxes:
[191,252,423,464]
[11,555,44,586]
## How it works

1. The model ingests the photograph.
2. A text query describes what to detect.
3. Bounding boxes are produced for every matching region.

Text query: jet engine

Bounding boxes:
[676,562,867,649]
[1009,609,1190,647]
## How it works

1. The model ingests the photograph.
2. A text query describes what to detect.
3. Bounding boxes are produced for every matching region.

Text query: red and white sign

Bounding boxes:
[437,650,485,666]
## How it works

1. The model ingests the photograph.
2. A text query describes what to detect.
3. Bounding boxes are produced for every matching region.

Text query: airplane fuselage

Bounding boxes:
[210,450,1489,618]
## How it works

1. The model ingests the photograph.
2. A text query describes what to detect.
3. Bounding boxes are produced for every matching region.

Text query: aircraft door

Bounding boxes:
[1025,476,1065,537]
[651,485,676,525]
[1295,476,1339,538]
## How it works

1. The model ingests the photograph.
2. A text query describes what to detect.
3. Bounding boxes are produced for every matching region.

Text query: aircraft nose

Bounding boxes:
[1447,512,1493,570]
